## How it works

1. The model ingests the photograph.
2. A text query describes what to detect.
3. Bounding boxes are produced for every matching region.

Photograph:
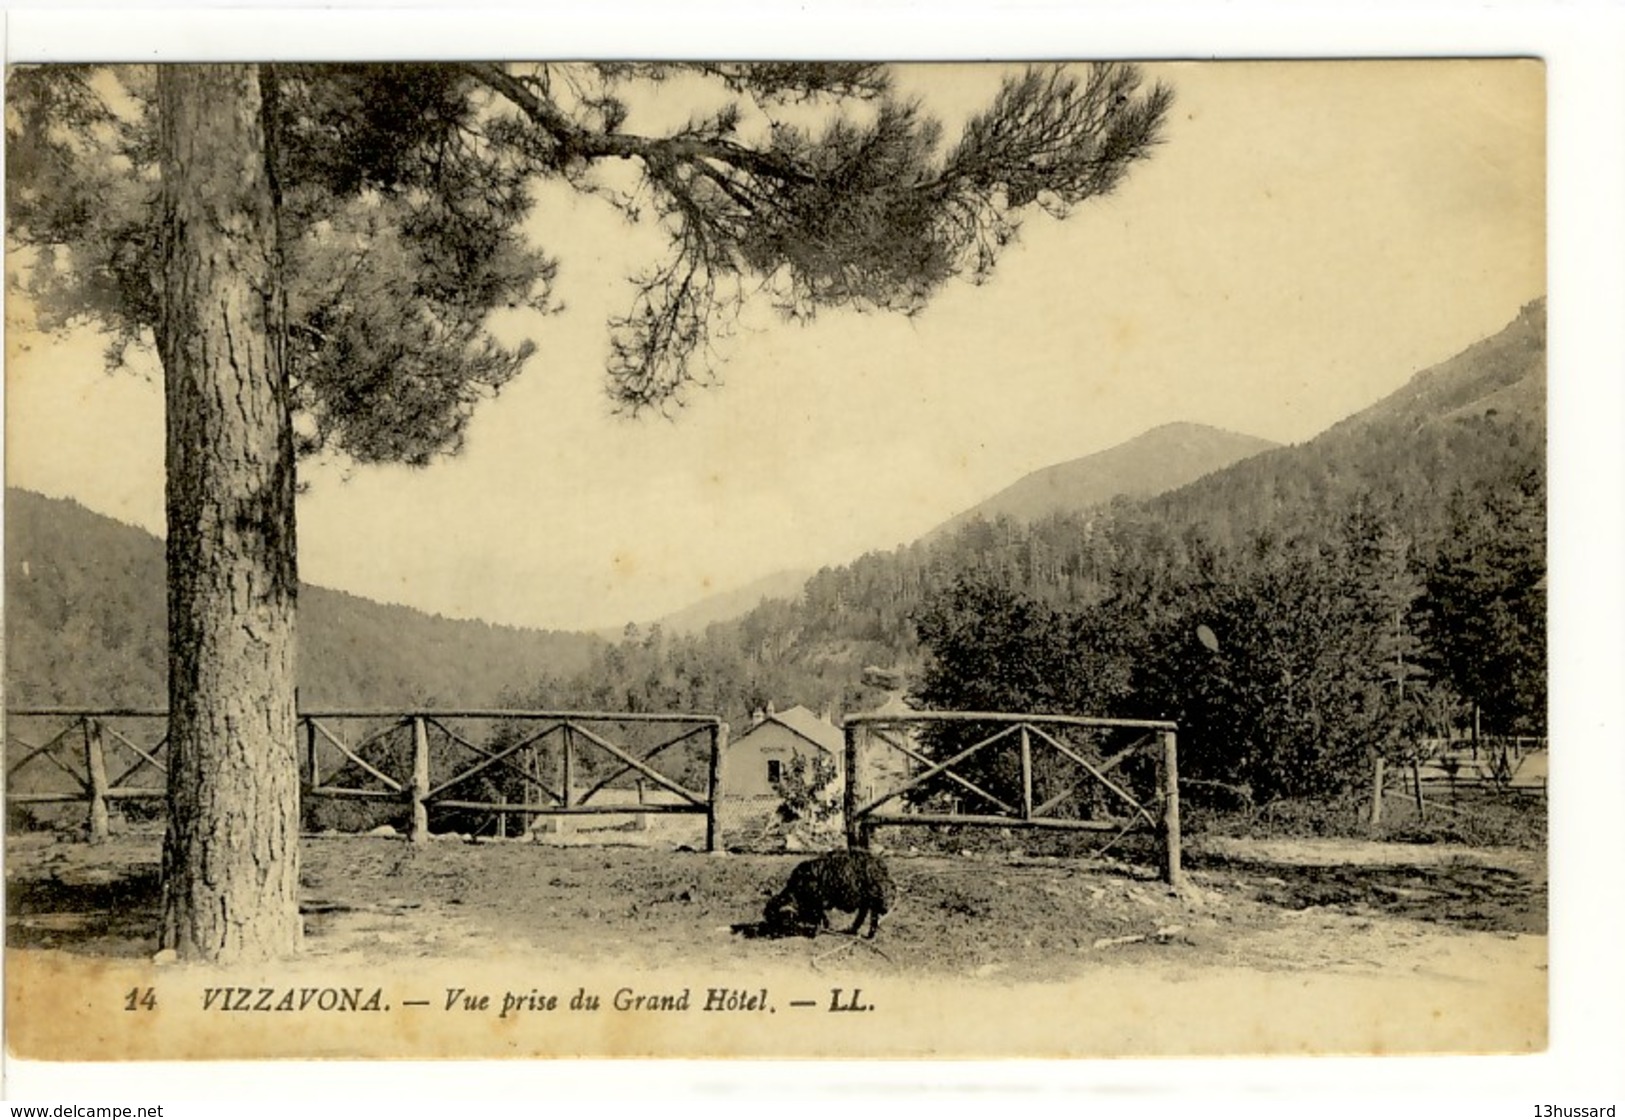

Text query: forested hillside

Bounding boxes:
[548,299,1546,808]
[3,490,603,709]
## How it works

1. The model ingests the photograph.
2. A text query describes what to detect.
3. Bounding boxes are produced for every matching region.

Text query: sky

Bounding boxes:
[5,60,1546,633]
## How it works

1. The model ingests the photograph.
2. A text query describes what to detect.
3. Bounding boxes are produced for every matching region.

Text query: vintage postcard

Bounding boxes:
[1,31,1587,1092]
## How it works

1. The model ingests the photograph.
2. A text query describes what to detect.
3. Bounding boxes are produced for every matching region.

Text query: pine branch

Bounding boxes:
[462,62,815,186]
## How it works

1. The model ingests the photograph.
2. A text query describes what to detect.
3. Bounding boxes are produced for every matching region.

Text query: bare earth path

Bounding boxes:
[4,831,1546,1058]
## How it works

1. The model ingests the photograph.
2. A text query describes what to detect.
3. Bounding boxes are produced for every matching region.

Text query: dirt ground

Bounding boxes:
[4,825,1545,981]
[2,825,1549,1059]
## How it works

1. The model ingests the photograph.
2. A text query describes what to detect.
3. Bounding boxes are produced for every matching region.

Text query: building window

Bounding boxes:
[767,759,782,783]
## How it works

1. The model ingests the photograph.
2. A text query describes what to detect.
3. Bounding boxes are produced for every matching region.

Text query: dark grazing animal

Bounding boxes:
[765,850,894,939]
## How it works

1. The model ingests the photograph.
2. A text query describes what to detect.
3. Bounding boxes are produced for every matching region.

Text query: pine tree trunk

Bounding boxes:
[156,65,301,962]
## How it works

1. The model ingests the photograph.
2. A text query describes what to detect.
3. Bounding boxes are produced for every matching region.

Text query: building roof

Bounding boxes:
[735,704,844,755]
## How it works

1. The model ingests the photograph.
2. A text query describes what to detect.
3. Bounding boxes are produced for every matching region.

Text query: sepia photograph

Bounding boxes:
[2,5,1619,1106]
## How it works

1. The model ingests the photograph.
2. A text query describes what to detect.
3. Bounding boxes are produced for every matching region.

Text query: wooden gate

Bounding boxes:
[7,707,729,851]
[302,710,728,849]
[842,711,1183,887]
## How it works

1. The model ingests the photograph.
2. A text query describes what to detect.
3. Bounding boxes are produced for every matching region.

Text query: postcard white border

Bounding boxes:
[3,0,1622,1112]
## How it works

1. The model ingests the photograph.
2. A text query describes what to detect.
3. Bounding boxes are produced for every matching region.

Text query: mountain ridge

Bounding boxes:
[641,420,1274,635]
[3,297,1544,723]
[3,488,604,710]
[925,420,1279,544]
[656,567,816,637]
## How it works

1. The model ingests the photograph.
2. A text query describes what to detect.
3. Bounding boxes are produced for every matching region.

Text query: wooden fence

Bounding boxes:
[1368,736,1548,826]
[5,709,169,848]
[5,708,729,851]
[842,711,1184,889]
[1414,737,1548,794]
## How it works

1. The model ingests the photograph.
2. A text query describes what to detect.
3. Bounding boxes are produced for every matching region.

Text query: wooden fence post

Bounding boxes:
[303,717,319,788]
[705,721,729,853]
[561,725,574,810]
[1369,754,1385,827]
[844,722,867,851]
[1411,758,1426,822]
[525,740,537,826]
[495,723,509,838]
[1159,729,1184,891]
[410,716,431,844]
[1019,725,1034,821]
[83,718,110,845]
[302,717,318,833]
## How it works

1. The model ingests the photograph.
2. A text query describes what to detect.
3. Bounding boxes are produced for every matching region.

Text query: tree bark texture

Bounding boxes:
[157,65,302,961]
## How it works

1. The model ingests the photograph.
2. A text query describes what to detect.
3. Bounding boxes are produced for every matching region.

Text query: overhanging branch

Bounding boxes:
[462,62,814,187]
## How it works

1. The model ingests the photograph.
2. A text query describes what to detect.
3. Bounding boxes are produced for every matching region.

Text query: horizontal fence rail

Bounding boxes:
[841,710,1183,889]
[6,708,730,851]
